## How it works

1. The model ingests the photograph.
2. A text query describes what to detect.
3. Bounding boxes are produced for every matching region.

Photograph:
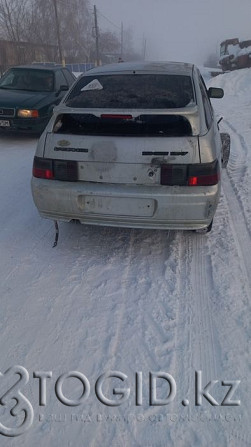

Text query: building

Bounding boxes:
[0,40,58,74]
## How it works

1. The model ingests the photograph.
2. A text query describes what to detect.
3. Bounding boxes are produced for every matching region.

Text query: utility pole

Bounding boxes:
[121,22,124,59]
[52,0,65,66]
[94,5,100,66]
[143,37,147,61]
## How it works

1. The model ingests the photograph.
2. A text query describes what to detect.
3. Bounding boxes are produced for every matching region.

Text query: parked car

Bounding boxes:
[31,61,229,236]
[0,64,76,134]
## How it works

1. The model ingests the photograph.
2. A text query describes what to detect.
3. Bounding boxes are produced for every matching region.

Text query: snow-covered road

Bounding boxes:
[0,69,250,447]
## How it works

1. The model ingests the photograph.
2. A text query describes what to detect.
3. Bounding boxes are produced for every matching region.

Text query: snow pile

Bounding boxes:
[208,67,251,97]
[219,43,239,62]
[208,68,251,234]
[199,66,222,83]
[239,45,251,56]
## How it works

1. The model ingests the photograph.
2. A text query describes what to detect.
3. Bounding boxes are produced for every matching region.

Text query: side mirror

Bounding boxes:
[56,84,69,97]
[208,87,224,99]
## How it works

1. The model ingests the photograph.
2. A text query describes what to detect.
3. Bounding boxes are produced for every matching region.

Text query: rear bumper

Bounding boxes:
[31,178,220,230]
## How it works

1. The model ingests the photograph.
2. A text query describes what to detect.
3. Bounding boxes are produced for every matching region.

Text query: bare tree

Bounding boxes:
[0,0,139,65]
[57,0,93,61]
[0,0,30,42]
[99,30,120,54]
[30,0,93,62]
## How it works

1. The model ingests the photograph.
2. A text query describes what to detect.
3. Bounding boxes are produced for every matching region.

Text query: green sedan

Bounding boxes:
[0,65,76,134]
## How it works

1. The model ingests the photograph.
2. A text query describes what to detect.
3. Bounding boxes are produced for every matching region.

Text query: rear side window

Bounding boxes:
[62,68,75,85]
[66,74,195,109]
[55,70,68,89]
[199,75,213,129]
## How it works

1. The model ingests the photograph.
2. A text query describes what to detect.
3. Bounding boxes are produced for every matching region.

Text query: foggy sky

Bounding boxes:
[93,0,251,65]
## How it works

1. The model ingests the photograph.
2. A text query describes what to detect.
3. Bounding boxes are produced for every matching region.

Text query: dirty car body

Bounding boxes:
[31,61,224,231]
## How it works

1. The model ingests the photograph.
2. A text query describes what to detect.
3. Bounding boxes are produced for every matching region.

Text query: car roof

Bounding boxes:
[84,61,195,76]
[9,65,66,72]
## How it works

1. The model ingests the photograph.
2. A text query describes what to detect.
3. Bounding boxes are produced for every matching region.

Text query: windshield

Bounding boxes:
[0,68,54,92]
[66,74,195,109]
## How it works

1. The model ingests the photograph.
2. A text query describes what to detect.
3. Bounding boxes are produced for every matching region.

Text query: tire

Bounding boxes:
[206,219,213,232]
[195,219,213,234]
[220,132,231,168]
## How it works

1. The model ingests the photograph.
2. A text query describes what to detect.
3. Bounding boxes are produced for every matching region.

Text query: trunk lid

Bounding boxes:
[44,108,201,185]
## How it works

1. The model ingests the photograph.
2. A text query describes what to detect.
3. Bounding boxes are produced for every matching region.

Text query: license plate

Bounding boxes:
[78,195,155,217]
[0,120,10,127]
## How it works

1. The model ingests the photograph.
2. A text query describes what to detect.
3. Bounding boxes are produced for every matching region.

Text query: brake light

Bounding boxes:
[188,161,220,186]
[101,114,133,120]
[35,168,54,179]
[33,157,54,179]
[188,176,198,186]
[160,160,220,186]
[188,173,219,186]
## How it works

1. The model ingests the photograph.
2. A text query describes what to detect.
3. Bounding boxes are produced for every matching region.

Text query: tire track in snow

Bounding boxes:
[207,192,251,447]
[167,231,228,446]
[90,228,177,447]
[28,226,176,446]
[222,177,251,292]
[220,118,251,287]
[188,225,251,446]
[190,234,219,381]
[219,115,251,447]
[128,231,198,445]
[98,229,136,368]
[14,225,131,367]
[137,231,179,372]
[24,225,142,445]
[221,119,251,234]
[171,231,193,407]
[173,232,216,445]
[223,119,248,157]
[89,229,140,447]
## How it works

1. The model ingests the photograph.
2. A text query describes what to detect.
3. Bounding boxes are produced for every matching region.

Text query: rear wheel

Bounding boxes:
[220,132,231,168]
[195,219,213,234]
[206,219,213,232]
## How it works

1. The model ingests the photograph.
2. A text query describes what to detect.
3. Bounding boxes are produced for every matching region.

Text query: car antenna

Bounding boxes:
[53,220,59,247]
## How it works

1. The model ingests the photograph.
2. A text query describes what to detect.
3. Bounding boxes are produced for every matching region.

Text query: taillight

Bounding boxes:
[33,157,54,179]
[33,156,78,181]
[161,160,220,186]
[54,160,78,181]
[188,161,220,186]
[161,165,188,186]
[188,174,219,186]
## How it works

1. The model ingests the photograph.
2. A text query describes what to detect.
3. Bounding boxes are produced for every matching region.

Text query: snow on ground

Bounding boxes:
[0,69,250,447]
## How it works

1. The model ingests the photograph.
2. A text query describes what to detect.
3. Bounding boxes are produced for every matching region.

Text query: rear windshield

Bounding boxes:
[66,74,195,109]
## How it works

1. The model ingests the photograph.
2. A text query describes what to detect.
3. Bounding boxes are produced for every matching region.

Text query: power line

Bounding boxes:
[96,7,121,31]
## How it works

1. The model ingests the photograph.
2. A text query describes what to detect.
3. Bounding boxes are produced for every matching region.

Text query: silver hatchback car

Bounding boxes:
[31,61,228,236]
